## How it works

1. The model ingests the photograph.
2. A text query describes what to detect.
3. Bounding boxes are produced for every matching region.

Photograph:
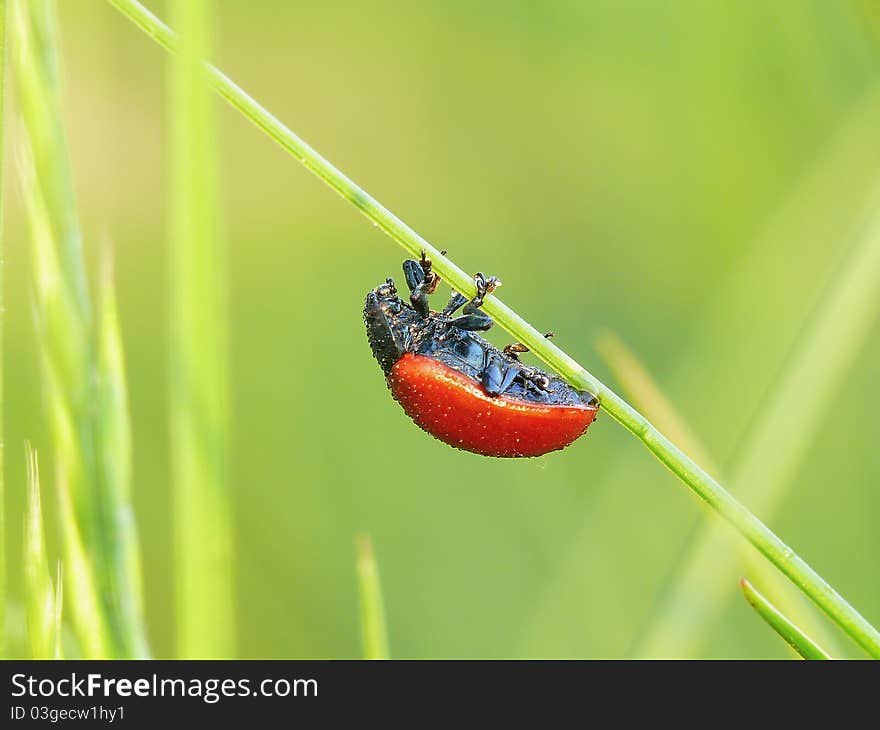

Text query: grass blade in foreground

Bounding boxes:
[356,535,390,660]
[740,579,830,660]
[107,0,880,657]
[14,0,148,657]
[96,253,149,657]
[16,98,110,658]
[0,0,7,658]
[168,0,234,658]
[53,564,63,658]
[23,444,60,659]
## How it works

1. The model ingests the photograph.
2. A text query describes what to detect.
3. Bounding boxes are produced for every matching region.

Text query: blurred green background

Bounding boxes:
[4,0,880,658]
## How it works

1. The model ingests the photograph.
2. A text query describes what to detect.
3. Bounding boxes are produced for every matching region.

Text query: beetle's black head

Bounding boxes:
[364,278,410,373]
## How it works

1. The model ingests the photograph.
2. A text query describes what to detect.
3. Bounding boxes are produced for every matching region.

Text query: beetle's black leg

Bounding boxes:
[502,332,553,360]
[446,272,500,331]
[500,332,556,393]
[404,251,440,317]
[514,365,550,393]
[375,277,398,300]
[442,291,468,317]
[474,272,501,302]
[481,353,521,396]
[402,259,424,292]
[447,310,493,330]
[519,366,550,392]
[503,342,529,360]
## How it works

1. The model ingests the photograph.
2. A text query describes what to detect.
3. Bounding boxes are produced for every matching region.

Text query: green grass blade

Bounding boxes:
[23,444,59,659]
[13,0,148,658]
[14,0,107,657]
[356,535,390,660]
[598,332,843,657]
[634,191,880,657]
[54,452,106,658]
[0,0,7,659]
[740,578,831,660]
[12,0,88,320]
[16,131,110,658]
[96,252,149,657]
[106,0,880,657]
[53,562,62,658]
[168,0,234,658]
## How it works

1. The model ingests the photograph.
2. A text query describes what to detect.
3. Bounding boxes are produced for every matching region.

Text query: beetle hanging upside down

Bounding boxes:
[364,252,599,457]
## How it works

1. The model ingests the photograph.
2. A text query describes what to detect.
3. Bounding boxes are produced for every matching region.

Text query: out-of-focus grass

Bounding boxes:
[96,251,149,657]
[17,121,109,658]
[0,0,7,659]
[595,332,716,471]
[635,184,880,657]
[168,0,234,658]
[597,332,843,656]
[356,535,390,660]
[23,443,61,659]
[13,0,147,658]
[3,1,880,659]
[740,578,830,660]
[523,93,880,657]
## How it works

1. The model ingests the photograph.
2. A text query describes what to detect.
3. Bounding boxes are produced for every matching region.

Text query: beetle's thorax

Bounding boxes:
[363,281,434,373]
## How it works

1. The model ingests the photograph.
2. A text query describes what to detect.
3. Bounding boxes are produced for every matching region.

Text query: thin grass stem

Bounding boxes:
[740,578,831,660]
[23,444,59,658]
[96,252,149,657]
[168,0,234,658]
[0,0,7,659]
[53,562,62,658]
[356,535,390,660]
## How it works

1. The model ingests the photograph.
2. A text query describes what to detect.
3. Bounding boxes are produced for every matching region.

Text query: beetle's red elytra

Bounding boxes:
[364,252,599,458]
[389,353,597,457]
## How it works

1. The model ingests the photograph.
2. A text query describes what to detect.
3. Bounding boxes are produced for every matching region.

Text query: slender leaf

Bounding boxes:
[168,0,234,658]
[13,0,148,657]
[356,535,390,660]
[53,562,62,658]
[96,251,149,657]
[23,444,59,659]
[0,0,7,659]
[740,578,831,660]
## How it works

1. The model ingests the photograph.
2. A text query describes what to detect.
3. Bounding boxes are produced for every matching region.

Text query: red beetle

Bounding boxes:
[364,253,599,457]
